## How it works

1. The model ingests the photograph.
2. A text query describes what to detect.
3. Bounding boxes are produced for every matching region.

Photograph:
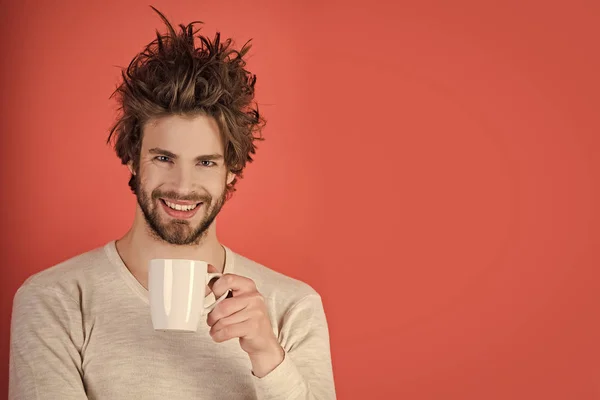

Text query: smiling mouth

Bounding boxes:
[161,199,202,211]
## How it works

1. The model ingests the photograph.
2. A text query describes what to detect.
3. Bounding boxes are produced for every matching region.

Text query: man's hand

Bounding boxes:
[206,265,285,378]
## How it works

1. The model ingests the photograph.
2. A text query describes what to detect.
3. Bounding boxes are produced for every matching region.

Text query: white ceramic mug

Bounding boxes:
[148,259,229,332]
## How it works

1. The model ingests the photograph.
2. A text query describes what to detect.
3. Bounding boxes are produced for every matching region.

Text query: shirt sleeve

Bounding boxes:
[9,283,88,400]
[252,293,337,400]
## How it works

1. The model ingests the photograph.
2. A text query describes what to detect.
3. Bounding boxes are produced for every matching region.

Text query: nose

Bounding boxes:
[172,164,194,193]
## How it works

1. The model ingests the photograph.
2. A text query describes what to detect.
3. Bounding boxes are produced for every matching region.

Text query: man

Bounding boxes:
[9,7,336,399]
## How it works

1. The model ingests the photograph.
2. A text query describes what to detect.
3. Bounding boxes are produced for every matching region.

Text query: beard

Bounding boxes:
[134,175,227,246]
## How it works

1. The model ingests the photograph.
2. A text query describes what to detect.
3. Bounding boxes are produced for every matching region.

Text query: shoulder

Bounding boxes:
[15,242,114,304]
[228,248,320,304]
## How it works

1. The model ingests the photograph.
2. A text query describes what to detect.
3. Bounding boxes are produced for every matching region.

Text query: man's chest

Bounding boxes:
[80,305,256,399]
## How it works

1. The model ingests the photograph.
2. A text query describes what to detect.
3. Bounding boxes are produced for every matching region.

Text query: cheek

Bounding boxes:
[138,170,162,195]
[139,165,168,188]
[198,169,229,190]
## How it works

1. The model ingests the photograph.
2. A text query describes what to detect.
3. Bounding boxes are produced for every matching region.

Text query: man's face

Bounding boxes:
[132,113,234,246]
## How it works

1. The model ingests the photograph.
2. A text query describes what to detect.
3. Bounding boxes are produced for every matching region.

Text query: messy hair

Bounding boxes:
[107,6,265,196]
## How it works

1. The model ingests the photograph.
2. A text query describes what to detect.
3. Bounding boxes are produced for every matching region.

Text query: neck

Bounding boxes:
[115,206,226,289]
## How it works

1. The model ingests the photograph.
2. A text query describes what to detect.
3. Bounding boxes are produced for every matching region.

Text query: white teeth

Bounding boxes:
[164,200,198,211]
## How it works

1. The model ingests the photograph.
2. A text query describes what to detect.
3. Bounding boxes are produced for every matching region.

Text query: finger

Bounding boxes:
[212,274,257,298]
[207,264,219,273]
[206,264,220,294]
[209,307,253,333]
[210,319,254,343]
[206,295,252,326]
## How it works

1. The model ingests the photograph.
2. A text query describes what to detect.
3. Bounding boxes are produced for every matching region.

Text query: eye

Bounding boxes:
[155,156,171,163]
[199,160,216,167]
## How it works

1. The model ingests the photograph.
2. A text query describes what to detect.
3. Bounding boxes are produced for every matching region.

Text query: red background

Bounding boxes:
[1,0,599,398]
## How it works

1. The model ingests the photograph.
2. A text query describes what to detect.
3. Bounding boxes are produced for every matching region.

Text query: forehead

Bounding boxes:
[141,113,223,155]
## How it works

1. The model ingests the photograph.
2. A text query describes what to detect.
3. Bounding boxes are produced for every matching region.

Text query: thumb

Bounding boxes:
[206,264,219,293]
[207,263,219,273]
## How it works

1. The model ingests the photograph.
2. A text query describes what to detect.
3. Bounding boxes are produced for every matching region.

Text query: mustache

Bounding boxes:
[151,190,212,203]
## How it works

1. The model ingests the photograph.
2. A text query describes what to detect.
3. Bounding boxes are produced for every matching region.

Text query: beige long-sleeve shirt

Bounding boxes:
[9,241,336,399]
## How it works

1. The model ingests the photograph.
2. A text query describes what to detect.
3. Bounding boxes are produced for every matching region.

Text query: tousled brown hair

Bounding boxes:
[107,6,265,196]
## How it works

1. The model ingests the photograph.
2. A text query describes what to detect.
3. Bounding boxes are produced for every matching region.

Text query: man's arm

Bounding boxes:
[9,283,88,399]
[251,294,337,400]
[207,271,336,400]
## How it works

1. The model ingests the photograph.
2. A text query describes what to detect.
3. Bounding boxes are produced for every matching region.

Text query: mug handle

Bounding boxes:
[203,272,230,314]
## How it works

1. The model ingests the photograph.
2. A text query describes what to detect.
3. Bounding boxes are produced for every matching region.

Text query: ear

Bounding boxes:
[226,171,236,185]
[127,161,136,176]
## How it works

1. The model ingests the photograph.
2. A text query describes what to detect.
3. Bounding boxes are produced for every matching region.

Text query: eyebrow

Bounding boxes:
[148,148,224,163]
